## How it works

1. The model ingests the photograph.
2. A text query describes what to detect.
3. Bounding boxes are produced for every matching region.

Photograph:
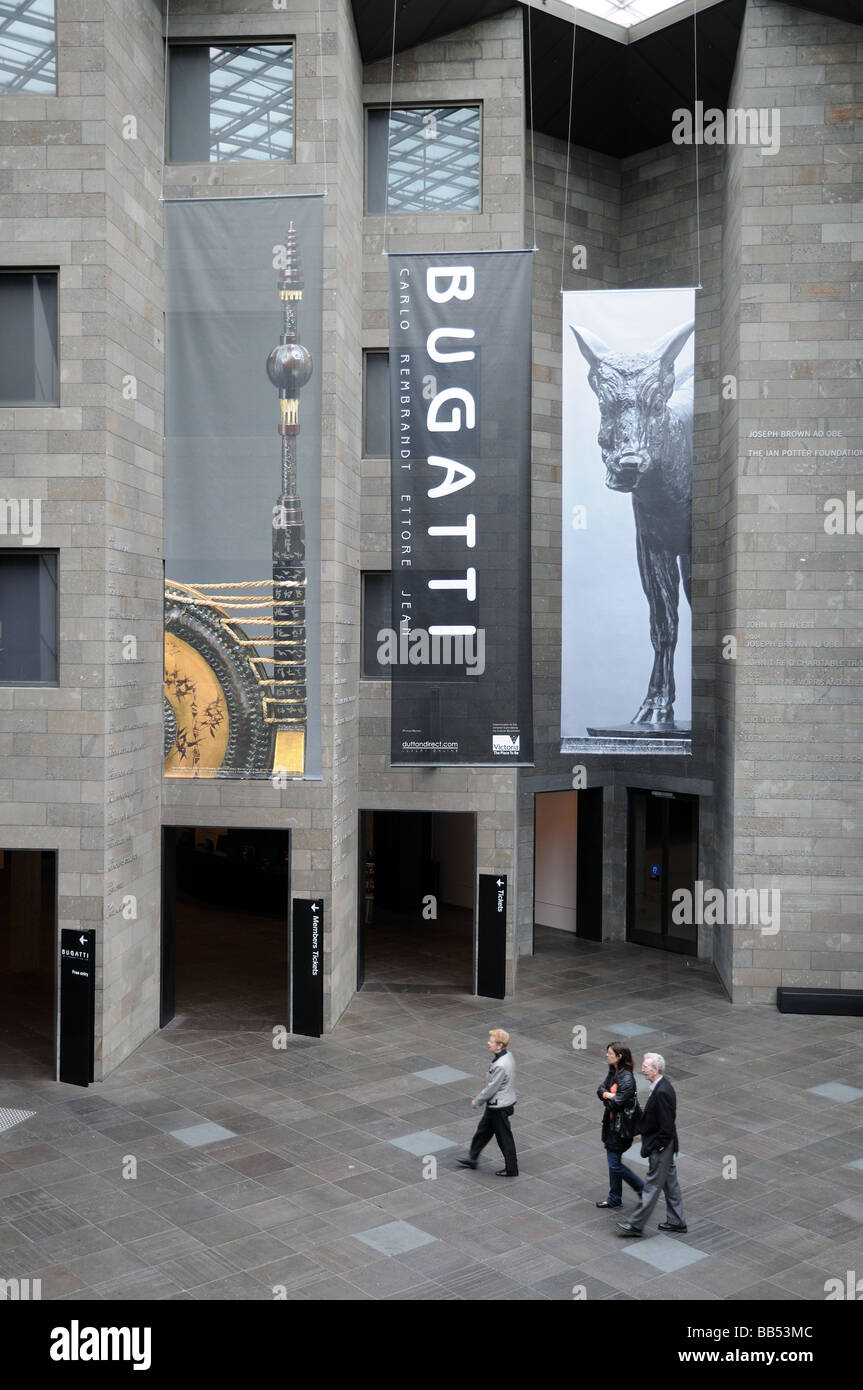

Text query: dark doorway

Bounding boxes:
[161,826,290,1030]
[0,849,56,1077]
[533,788,603,947]
[627,790,699,953]
[358,810,474,991]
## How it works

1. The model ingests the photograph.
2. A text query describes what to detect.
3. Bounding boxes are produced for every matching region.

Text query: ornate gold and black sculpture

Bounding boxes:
[266,221,314,777]
[163,222,313,778]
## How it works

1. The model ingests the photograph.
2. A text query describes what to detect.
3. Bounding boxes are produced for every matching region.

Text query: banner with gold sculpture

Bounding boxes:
[164,196,322,779]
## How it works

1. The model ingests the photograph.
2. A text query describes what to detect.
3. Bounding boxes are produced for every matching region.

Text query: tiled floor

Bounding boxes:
[1,929,862,1300]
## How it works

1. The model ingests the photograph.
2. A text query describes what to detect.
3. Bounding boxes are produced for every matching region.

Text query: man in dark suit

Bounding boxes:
[617,1051,687,1237]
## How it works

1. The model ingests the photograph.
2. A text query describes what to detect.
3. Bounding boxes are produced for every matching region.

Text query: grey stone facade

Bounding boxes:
[0,0,860,1081]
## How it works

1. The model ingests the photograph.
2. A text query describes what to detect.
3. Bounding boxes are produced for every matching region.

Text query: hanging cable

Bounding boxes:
[560,7,577,293]
[382,0,399,256]
[315,0,329,196]
[693,0,702,289]
[159,0,170,202]
[526,3,538,252]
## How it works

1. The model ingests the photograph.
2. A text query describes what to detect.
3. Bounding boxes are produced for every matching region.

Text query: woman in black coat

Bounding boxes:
[595,1042,645,1209]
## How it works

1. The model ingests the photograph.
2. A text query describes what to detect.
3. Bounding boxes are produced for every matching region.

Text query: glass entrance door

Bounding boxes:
[627,790,698,953]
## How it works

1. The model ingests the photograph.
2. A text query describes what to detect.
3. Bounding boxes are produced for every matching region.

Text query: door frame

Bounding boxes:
[626,789,699,954]
[531,788,604,945]
[161,825,291,1028]
[160,828,176,1027]
[357,809,478,993]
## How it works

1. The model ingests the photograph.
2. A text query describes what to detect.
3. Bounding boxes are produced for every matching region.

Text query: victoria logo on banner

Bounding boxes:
[389,252,534,766]
[561,288,694,754]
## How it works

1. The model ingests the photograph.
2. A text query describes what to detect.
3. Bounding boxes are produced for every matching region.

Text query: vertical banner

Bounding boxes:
[292,898,323,1038]
[389,252,533,766]
[477,873,507,1000]
[164,196,323,779]
[561,289,695,752]
[59,928,95,1087]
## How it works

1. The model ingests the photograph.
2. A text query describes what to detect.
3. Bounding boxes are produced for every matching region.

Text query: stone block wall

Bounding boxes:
[717,0,863,1000]
[0,0,165,1078]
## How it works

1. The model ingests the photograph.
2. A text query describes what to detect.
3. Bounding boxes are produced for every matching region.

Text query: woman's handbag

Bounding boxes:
[612,1094,643,1143]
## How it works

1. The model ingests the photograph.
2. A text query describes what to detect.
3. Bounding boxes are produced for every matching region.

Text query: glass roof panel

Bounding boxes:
[557,0,691,29]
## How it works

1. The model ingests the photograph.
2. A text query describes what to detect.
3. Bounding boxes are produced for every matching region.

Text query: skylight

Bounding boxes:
[557,0,694,30]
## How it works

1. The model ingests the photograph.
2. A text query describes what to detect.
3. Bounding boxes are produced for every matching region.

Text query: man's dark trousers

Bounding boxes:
[628,1145,685,1231]
[469,1104,518,1173]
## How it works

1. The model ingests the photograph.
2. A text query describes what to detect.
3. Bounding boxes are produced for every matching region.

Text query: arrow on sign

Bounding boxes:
[496,879,504,887]
[311,904,319,911]
[79,935,88,946]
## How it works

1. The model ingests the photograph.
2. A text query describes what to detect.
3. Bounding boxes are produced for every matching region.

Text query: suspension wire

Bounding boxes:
[315,0,329,196]
[693,0,702,289]
[159,0,170,201]
[382,0,398,255]
[560,6,577,294]
[526,3,538,252]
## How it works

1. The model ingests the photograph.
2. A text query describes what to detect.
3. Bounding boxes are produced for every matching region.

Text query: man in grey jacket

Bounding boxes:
[457,1028,519,1177]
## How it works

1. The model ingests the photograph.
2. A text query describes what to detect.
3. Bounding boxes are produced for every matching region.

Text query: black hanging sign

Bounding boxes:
[292,897,323,1038]
[388,252,533,765]
[477,873,507,1000]
[59,928,95,1087]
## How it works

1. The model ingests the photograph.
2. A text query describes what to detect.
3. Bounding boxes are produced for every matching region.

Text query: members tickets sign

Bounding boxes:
[561,288,694,752]
[388,252,533,766]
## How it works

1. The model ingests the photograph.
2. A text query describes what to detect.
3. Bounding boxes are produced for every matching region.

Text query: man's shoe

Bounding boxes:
[596,1200,621,1208]
[457,1158,477,1169]
[616,1222,642,1237]
[495,1169,518,1177]
[658,1222,687,1233]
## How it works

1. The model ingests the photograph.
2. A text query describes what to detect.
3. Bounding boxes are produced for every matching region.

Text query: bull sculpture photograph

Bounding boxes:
[561,290,695,745]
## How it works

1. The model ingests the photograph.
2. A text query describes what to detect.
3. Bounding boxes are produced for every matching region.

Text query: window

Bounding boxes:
[0,552,58,683]
[0,0,55,95]
[0,271,58,405]
[366,106,481,214]
[168,42,294,162]
[362,572,391,680]
[363,350,389,458]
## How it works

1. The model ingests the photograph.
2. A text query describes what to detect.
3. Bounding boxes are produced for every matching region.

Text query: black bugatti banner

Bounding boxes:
[388,252,533,766]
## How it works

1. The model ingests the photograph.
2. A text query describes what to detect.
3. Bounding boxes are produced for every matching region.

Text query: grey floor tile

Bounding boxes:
[413,1066,473,1085]
[218,1231,295,1271]
[734,1280,805,1301]
[622,1233,709,1273]
[389,1130,459,1156]
[170,1122,238,1148]
[352,1219,437,1256]
[295,1274,375,1300]
[806,1083,863,1104]
[345,1257,432,1298]
[64,1244,151,1288]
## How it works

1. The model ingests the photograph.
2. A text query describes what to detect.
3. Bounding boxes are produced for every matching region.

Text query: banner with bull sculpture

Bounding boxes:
[561,289,694,752]
[388,251,533,766]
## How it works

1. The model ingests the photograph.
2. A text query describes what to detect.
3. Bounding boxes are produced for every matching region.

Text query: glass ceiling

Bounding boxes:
[0,0,55,94]
[557,0,693,29]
